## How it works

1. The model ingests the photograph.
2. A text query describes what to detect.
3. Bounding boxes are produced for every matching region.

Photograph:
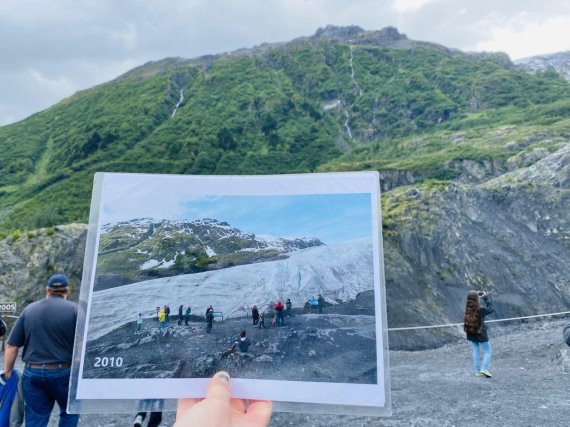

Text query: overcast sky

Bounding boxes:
[1,0,570,126]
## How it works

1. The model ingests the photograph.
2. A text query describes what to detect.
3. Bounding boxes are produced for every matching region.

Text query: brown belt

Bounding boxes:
[26,363,71,369]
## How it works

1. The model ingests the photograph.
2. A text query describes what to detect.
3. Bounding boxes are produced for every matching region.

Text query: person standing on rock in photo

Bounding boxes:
[317,294,325,314]
[3,274,80,427]
[178,305,184,325]
[252,305,260,327]
[258,313,266,329]
[206,305,214,333]
[285,299,292,317]
[165,305,171,323]
[158,308,167,331]
[464,290,494,378]
[184,306,191,326]
[274,300,285,327]
[136,312,143,334]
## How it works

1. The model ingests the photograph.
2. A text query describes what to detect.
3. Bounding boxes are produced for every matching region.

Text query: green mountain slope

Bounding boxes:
[1,26,570,233]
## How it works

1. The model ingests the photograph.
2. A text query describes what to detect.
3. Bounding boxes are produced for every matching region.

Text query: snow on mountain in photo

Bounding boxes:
[87,237,375,341]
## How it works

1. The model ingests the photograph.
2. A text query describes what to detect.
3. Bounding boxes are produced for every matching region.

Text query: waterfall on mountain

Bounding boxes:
[171,89,184,118]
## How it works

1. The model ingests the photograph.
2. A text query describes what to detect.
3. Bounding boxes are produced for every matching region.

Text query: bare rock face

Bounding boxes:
[0,224,86,304]
[385,145,570,349]
[516,51,570,81]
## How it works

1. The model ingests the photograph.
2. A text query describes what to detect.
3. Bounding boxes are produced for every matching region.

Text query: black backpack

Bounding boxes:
[0,318,6,337]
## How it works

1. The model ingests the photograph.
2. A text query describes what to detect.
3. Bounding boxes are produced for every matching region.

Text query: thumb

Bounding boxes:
[174,372,232,427]
[206,371,232,403]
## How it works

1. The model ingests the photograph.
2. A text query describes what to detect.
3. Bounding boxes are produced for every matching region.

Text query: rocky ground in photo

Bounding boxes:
[20,317,566,426]
[83,293,377,384]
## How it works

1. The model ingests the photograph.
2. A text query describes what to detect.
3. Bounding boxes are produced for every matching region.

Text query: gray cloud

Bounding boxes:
[1,0,569,125]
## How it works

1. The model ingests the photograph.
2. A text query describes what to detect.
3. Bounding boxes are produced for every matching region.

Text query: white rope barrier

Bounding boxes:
[387,310,570,331]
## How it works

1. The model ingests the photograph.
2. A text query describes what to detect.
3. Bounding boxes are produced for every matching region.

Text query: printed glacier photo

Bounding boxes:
[76,172,386,406]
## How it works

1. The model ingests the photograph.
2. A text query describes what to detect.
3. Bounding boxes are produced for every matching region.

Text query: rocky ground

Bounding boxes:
[83,293,377,384]
[2,316,566,426]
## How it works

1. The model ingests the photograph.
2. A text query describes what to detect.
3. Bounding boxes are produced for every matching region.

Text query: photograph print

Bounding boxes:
[76,172,387,408]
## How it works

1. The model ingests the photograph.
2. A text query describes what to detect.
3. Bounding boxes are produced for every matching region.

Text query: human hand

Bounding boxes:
[174,371,272,427]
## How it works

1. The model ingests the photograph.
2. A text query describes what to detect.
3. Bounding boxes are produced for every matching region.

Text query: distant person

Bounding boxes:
[206,305,214,333]
[274,300,285,327]
[258,313,266,329]
[184,306,192,326]
[174,371,272,427]
[158,308,167,330]
[178,305,184,325]
[464,291,494,378]
[136,312,143,334]
[252,305,260,327]
[285,299,292,317]
[317,294,325,314]
[227,330,251,354]
[165,305,171,322]
[3,274,80,426]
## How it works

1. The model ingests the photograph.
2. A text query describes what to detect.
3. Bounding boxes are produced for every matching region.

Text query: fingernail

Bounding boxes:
[218,373,230,383]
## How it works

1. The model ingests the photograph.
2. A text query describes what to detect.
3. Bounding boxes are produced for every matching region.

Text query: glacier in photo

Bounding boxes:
[87,237,375,341]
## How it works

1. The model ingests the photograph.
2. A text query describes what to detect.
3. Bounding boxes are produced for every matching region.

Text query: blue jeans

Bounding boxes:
[471,341,492,372]
[23,367,79,427]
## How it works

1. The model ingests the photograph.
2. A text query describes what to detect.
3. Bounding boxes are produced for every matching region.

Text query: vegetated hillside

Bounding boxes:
[1,26,570,233]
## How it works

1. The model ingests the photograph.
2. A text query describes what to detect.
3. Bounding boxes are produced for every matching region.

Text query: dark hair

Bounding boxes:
[464,291,482,334]
[240,330,246,338]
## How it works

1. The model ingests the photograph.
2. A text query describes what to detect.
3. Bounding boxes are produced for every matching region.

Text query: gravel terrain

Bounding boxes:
[4,317,570,426]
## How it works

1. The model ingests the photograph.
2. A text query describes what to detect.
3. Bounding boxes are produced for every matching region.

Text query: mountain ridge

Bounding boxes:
[2,26,570,233]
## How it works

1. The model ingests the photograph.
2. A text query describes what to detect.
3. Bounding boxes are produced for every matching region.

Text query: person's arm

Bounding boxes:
[3,344,20,379]
[481,295,494,316]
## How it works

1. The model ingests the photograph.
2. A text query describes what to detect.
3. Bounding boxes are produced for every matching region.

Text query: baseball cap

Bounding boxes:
[47,274,69,288]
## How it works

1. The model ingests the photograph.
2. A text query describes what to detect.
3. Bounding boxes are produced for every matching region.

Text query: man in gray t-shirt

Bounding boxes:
[3,273,79,427]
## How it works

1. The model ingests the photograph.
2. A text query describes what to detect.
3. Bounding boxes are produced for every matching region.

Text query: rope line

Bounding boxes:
[387,310,570,331]
[1,314,19,319]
